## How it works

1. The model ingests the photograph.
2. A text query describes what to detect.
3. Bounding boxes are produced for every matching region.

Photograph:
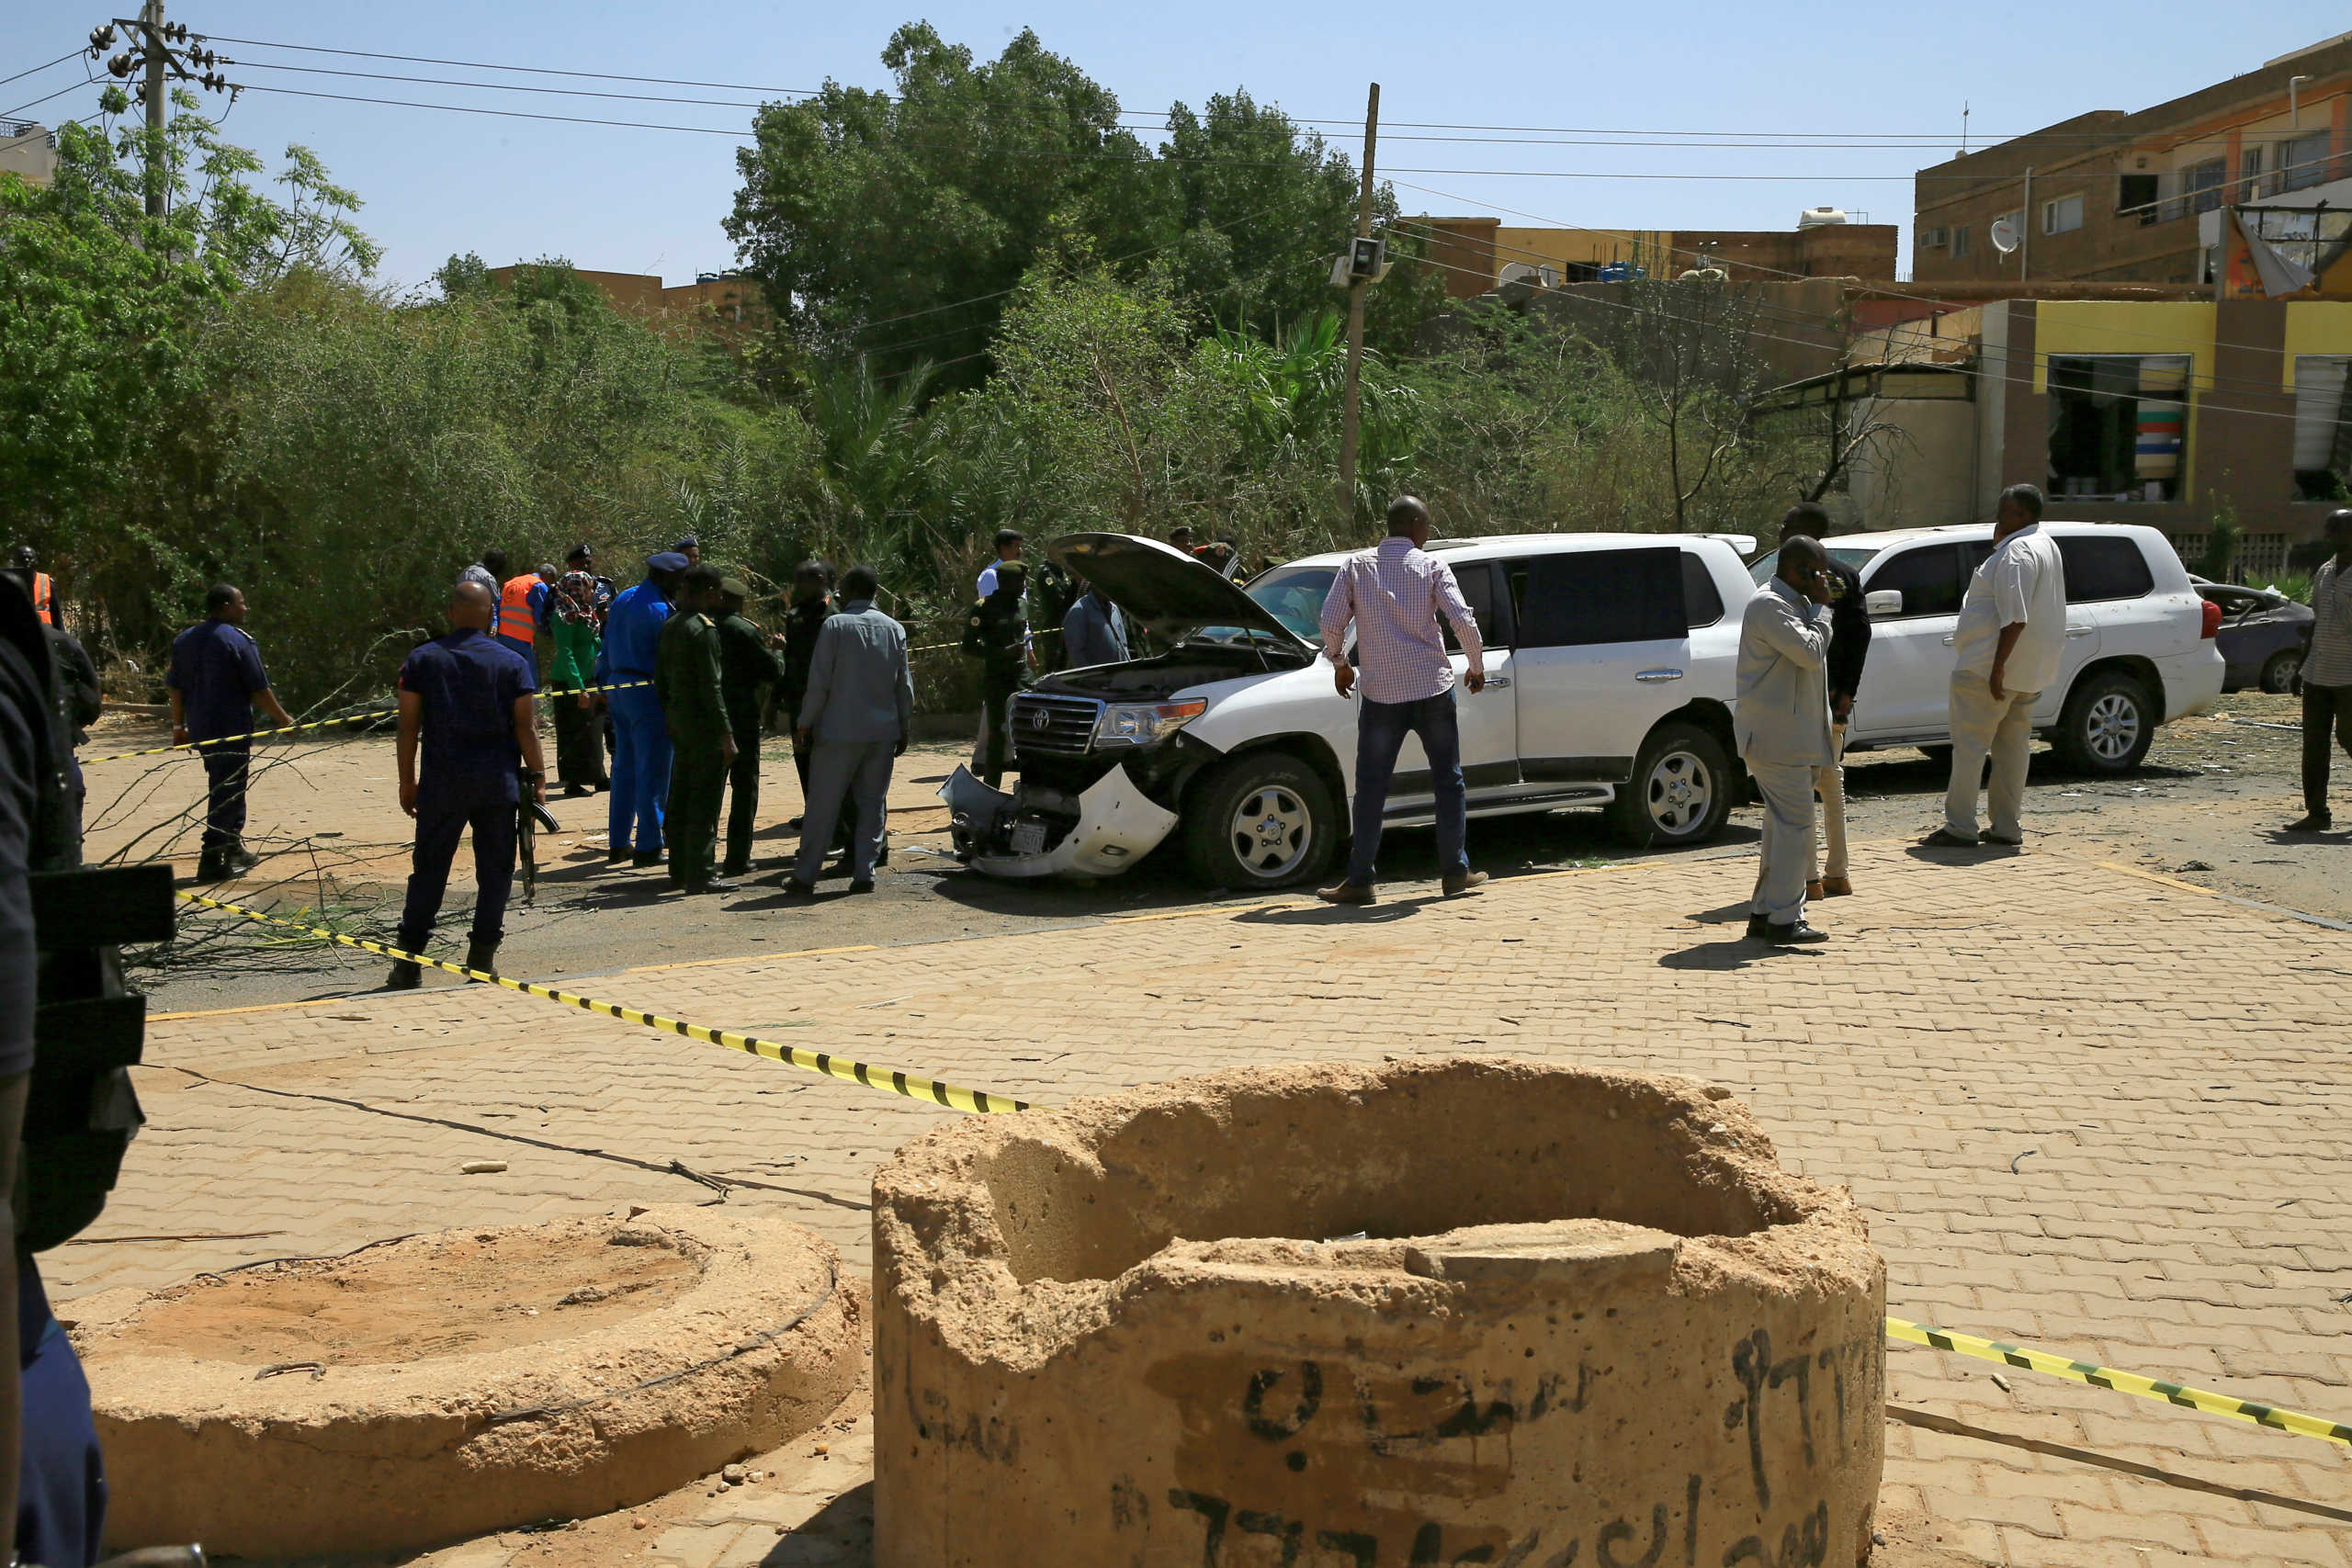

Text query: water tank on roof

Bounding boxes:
[1797,206,1849,229]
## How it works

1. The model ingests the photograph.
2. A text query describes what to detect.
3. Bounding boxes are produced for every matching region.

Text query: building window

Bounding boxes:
[2240,145,2266,199]
[2046,354,2190,503]
[2118,172,2160,224]
[2278,130,2331,193]
[1951,224,1970,258]
[2184,158,2226,215]
[2041,194,2084,235]
[2293,355,2352,502]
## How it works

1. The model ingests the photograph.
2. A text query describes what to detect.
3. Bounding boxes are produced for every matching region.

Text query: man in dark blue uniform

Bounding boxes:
[387,581,546,987]
[594,552,687,868]
[165,583,294,884]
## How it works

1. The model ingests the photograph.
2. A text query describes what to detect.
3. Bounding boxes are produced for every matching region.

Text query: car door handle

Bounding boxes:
[2066,626,2095,638]
[1940,635,1956,647]
[1634,669,1684,682]
[1481,675,1512,689]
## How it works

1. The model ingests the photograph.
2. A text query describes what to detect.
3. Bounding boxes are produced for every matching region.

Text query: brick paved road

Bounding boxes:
[67,843,2352,1567]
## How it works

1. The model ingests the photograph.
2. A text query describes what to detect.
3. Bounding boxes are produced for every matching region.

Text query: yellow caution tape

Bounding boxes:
[85,682,654,764]
[1886,1316,2351,1447]
[175,891,1029,1114]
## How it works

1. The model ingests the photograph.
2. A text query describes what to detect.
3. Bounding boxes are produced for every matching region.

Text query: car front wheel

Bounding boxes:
[2055,670,2155,773]
[2261,648,2303,694]
[1182,751,1338,890]
[1609,721,1734,849]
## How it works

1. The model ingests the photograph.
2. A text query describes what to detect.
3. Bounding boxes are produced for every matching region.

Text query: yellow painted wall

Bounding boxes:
[2280,300,2352,386]
[1490,226,1671,274]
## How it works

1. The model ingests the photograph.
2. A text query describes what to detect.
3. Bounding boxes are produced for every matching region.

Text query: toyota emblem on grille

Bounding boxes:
[1029,706,1052,731]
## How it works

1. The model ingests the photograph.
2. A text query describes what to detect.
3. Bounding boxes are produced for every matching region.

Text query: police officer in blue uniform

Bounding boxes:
[165,583,295,883]
[386,580,546,987]
[595,552,687,868]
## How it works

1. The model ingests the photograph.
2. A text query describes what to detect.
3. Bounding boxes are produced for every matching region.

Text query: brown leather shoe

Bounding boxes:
[1442,870,1489,897]
[1805,879,1826,901]
[1316,881,1375,905]
[1819,874,1852,897]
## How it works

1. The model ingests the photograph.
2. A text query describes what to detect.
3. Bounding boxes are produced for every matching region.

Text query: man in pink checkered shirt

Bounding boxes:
[1316,495,1488,905]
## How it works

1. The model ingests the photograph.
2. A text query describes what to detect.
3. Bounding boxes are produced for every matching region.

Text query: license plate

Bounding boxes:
[1011,819,1047,856]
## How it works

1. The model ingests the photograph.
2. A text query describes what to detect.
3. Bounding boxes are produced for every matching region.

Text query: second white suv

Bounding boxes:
[1749,521,2223,771]
[944,530,1759,888]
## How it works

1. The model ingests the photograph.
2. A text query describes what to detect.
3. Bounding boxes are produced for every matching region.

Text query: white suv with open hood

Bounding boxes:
[942,530,1759,888]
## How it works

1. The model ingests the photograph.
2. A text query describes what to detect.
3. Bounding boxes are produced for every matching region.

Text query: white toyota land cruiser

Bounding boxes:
[943,529,1760,889]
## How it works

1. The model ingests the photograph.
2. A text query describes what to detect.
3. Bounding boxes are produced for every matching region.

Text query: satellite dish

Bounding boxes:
[1498,262,1540,285]
[1989,217,2020,254]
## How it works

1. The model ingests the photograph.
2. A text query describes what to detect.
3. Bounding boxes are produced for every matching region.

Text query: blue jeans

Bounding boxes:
[606,683,672,852]
[1347,692,1467,886]
[18,1262,107,1568]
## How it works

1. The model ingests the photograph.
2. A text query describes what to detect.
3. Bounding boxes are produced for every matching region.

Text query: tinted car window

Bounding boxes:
[2057,536,2154,603]
[1441,561,1504,649]
[1240,567,1337,641]
[1681,553,1725,627]
[1514,548,1687,648]
[1864,544,1966,618]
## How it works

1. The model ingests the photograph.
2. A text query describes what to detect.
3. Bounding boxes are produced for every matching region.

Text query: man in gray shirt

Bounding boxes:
[2290,508,2352,832]
[1060,575,1128,668]
[786,564,913,895]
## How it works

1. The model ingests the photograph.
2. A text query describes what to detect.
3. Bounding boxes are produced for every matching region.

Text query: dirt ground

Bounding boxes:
[129,1225,699,1367]
[85,690,2346,1016]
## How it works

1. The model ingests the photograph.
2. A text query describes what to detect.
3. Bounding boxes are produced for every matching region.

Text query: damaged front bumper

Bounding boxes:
[939,763,1180,879]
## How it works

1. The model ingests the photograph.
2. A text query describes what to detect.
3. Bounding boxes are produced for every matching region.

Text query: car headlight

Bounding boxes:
[1094,699,1206,748]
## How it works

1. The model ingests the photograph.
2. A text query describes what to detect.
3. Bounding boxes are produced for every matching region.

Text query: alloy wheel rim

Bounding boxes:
[1646,750,1713,835]
[1230,784,1311,877]
[2086,692,2142,761]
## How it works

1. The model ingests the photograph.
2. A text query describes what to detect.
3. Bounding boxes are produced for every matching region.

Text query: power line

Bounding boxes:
[0,49,84,93]
[202,34,821,97]
[224,58,775,112]
[1,73,101,123]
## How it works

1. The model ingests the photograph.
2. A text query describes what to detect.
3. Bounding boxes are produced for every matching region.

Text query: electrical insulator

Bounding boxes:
[86,24,117,52]
[107,53,132,78]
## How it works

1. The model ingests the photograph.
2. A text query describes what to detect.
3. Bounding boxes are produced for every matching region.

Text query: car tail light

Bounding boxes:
[2199,598,2222,639]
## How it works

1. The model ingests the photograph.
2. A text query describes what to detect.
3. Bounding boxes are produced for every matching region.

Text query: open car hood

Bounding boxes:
[1047,533,1307,649]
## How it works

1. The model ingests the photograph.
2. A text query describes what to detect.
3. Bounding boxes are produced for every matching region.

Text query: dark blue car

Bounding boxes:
[2193,579,2314,693]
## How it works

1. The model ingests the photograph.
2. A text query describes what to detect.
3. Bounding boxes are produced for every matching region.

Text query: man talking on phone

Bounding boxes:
[1316,495,1487,905]
[1736,534,1837,944]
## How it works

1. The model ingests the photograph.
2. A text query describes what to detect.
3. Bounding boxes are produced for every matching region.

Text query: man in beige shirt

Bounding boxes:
[1734,536,1836,944]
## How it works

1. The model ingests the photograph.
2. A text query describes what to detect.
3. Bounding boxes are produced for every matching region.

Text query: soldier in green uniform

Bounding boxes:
[714,575,786,878]
[655,563,737,894]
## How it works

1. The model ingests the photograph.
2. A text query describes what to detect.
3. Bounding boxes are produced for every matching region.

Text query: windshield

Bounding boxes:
[1747,547,1877,585]
[1181,565,1333,646]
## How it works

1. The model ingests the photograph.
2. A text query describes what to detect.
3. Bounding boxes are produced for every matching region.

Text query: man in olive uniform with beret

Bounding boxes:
[655,563,737,895]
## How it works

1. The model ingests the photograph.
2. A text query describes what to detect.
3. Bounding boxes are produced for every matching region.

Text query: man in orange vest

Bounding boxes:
[10,547,53,630]
[496,564,553,667]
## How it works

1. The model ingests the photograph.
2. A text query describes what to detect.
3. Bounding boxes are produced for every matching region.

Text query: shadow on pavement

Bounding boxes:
[1232,899,1430,926]
[1657,938,1826,971]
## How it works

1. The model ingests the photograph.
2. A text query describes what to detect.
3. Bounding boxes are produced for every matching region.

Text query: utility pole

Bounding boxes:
[1337,82,1380,526]
[2019,166,2032,284]
[141,0,166,217]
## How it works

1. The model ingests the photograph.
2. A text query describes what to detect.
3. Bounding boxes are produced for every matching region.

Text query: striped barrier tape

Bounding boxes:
[1885,1315,2351,1447]
[85,682,655,764]
[175,891,1030,1115]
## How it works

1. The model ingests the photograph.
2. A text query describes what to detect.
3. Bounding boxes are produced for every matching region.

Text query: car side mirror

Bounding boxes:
[1864,590,1904,616]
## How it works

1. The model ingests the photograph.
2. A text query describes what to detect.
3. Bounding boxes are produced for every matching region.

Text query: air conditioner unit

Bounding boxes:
[1921,226,1950,248]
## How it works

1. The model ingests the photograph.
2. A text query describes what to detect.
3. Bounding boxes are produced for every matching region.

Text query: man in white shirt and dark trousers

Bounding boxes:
[2288,508,2352,832]
[1316,496,1488,905]
[1923,484,2068,849]
[1736,536,1836,944]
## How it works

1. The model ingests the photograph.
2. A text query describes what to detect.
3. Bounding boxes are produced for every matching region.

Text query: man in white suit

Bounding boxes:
[1734,535,1836,945]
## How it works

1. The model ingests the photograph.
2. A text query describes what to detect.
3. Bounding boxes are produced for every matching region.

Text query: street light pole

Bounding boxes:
[1337,82,1380,526]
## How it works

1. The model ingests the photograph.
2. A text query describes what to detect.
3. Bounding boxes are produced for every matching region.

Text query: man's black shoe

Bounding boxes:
[684,878,740,896]
[195,854,228,884]
[385,959,423,990]
[1744,913,1770,941]
[605,846,632,864]
[1764,919,1830,945]
[781,877,816,898]
[463,941,499,975]
[224,845,262,874]
[847,878,875,895]
[563,784,594,799]
[719,861,751,879]
[630,849,664,868]
[2286,811,2334,833]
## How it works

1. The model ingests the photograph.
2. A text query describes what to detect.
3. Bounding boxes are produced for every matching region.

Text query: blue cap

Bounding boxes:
[647,551,690,573]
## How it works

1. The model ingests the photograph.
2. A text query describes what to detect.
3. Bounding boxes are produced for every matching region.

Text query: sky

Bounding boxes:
[6,2,2349,293]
